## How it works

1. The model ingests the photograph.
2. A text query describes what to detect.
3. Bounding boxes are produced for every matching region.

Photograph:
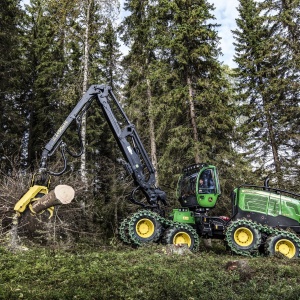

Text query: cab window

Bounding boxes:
[198,169,216,194]
[180,174,197,197]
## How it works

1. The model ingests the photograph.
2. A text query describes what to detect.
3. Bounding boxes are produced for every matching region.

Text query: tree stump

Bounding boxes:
[164,244,193,255]
[225,260,253,280]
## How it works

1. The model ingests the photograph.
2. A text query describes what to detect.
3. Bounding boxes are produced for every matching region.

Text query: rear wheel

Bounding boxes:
[265,234,300,259]
[127,210,163,245]
[162,226,199,252]
[225,221,261,256]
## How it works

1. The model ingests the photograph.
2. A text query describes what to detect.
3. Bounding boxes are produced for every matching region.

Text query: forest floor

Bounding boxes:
[0,241,299,300]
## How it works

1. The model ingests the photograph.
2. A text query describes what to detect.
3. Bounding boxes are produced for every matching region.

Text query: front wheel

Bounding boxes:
[127,210,163,245]
[162,226,199,252]
[118,217,131,244]
[265,233,300,259]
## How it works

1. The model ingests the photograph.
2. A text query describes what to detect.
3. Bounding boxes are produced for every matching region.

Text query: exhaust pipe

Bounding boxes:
[264,177,270,190]
[30,185,75,214]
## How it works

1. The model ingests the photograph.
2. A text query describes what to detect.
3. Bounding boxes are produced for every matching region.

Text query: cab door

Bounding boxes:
[196,166,221,208]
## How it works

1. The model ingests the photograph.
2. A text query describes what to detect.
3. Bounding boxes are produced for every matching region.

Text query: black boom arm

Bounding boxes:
[38,85,166,208]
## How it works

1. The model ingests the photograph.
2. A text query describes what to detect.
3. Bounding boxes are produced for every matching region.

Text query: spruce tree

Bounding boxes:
[153,0,236,196]
[20,0,69,170]
[120,0,162,183]
[233,0,300,190]
[0,0,25,174]
[120,0,238,208]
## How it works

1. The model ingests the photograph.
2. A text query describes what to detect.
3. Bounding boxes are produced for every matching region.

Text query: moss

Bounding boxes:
[0,246,300,299]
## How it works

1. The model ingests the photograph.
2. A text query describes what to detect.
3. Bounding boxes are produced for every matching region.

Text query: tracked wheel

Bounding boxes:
[127,210,163,246]
[265,233,300,259]
[162,226,199,252]
[118,217,131,244]
[225,220,261,256]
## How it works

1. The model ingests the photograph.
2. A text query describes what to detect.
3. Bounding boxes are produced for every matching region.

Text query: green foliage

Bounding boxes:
[0,0,26,172]
[233,0,300,189]
[1,246,300,299]
[120,0,241,206]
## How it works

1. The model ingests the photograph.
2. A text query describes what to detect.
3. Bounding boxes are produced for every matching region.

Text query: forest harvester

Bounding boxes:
[14,85,300,258]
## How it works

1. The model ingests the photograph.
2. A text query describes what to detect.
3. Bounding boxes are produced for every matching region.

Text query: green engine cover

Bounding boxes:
[171,208,195,224]
[235,187,300,224]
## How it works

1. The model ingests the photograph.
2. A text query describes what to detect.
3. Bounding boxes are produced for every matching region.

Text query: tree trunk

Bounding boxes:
[80,0,91,191]
[187,76,200,163]
[146,77,159,184]
[265,109,282,183]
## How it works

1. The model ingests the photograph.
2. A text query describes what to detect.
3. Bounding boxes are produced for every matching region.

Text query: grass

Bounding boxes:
[1,243,300,300]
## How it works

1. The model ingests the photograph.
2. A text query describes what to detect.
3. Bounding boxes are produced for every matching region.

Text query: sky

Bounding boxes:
[208,0,239,67]
[22,0,240,67]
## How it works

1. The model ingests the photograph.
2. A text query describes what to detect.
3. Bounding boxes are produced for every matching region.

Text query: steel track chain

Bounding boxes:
[123,209,200,252]
[225,219,300,258]
[118,217,131,244]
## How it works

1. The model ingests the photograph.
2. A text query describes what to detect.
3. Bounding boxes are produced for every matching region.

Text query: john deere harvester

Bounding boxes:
[13,85,300,259]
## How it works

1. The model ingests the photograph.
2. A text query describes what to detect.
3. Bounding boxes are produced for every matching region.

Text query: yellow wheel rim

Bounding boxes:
[275,239,296,258]
[173,232,192,247]
[136,218,155,238]
[234,227,254,247]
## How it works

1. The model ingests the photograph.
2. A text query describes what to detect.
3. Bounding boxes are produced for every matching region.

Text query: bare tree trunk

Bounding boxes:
[80,0,91,191]
[265,110,282,183]
[146,77,159,185]
[187,76,211,247]
[187,76,200,163]
[112,163,119,233]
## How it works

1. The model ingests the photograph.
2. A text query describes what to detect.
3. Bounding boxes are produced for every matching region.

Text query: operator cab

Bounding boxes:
[177,163,221,209]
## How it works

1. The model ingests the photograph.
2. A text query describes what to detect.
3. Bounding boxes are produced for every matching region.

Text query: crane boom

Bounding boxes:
[36,85,166,208]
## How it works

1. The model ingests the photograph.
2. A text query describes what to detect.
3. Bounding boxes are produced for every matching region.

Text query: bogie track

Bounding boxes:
[119,210,200,252]
[225,219,300,258]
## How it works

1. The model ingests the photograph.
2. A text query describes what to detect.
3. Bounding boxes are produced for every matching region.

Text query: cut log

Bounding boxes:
[31,185,75,214]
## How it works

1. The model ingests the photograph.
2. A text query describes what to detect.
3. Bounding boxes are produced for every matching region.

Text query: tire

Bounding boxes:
[162,226,199,252]
[118,217,131,244]
[127,210,163,245]
[226,221,261,255]
[265,233,300,259]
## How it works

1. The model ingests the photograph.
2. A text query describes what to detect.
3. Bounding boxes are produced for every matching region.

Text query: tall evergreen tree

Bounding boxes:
[153,0,236,194]
[120,0,238,208]
[233,0,300,190]
[20,0,69,170]
[87,12,124,229]
[120,0,162,183]
[96,20,122,89]
[0,0,25,174]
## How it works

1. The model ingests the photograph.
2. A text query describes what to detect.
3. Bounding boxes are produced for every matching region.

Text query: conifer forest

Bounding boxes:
[0,0,299,247]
